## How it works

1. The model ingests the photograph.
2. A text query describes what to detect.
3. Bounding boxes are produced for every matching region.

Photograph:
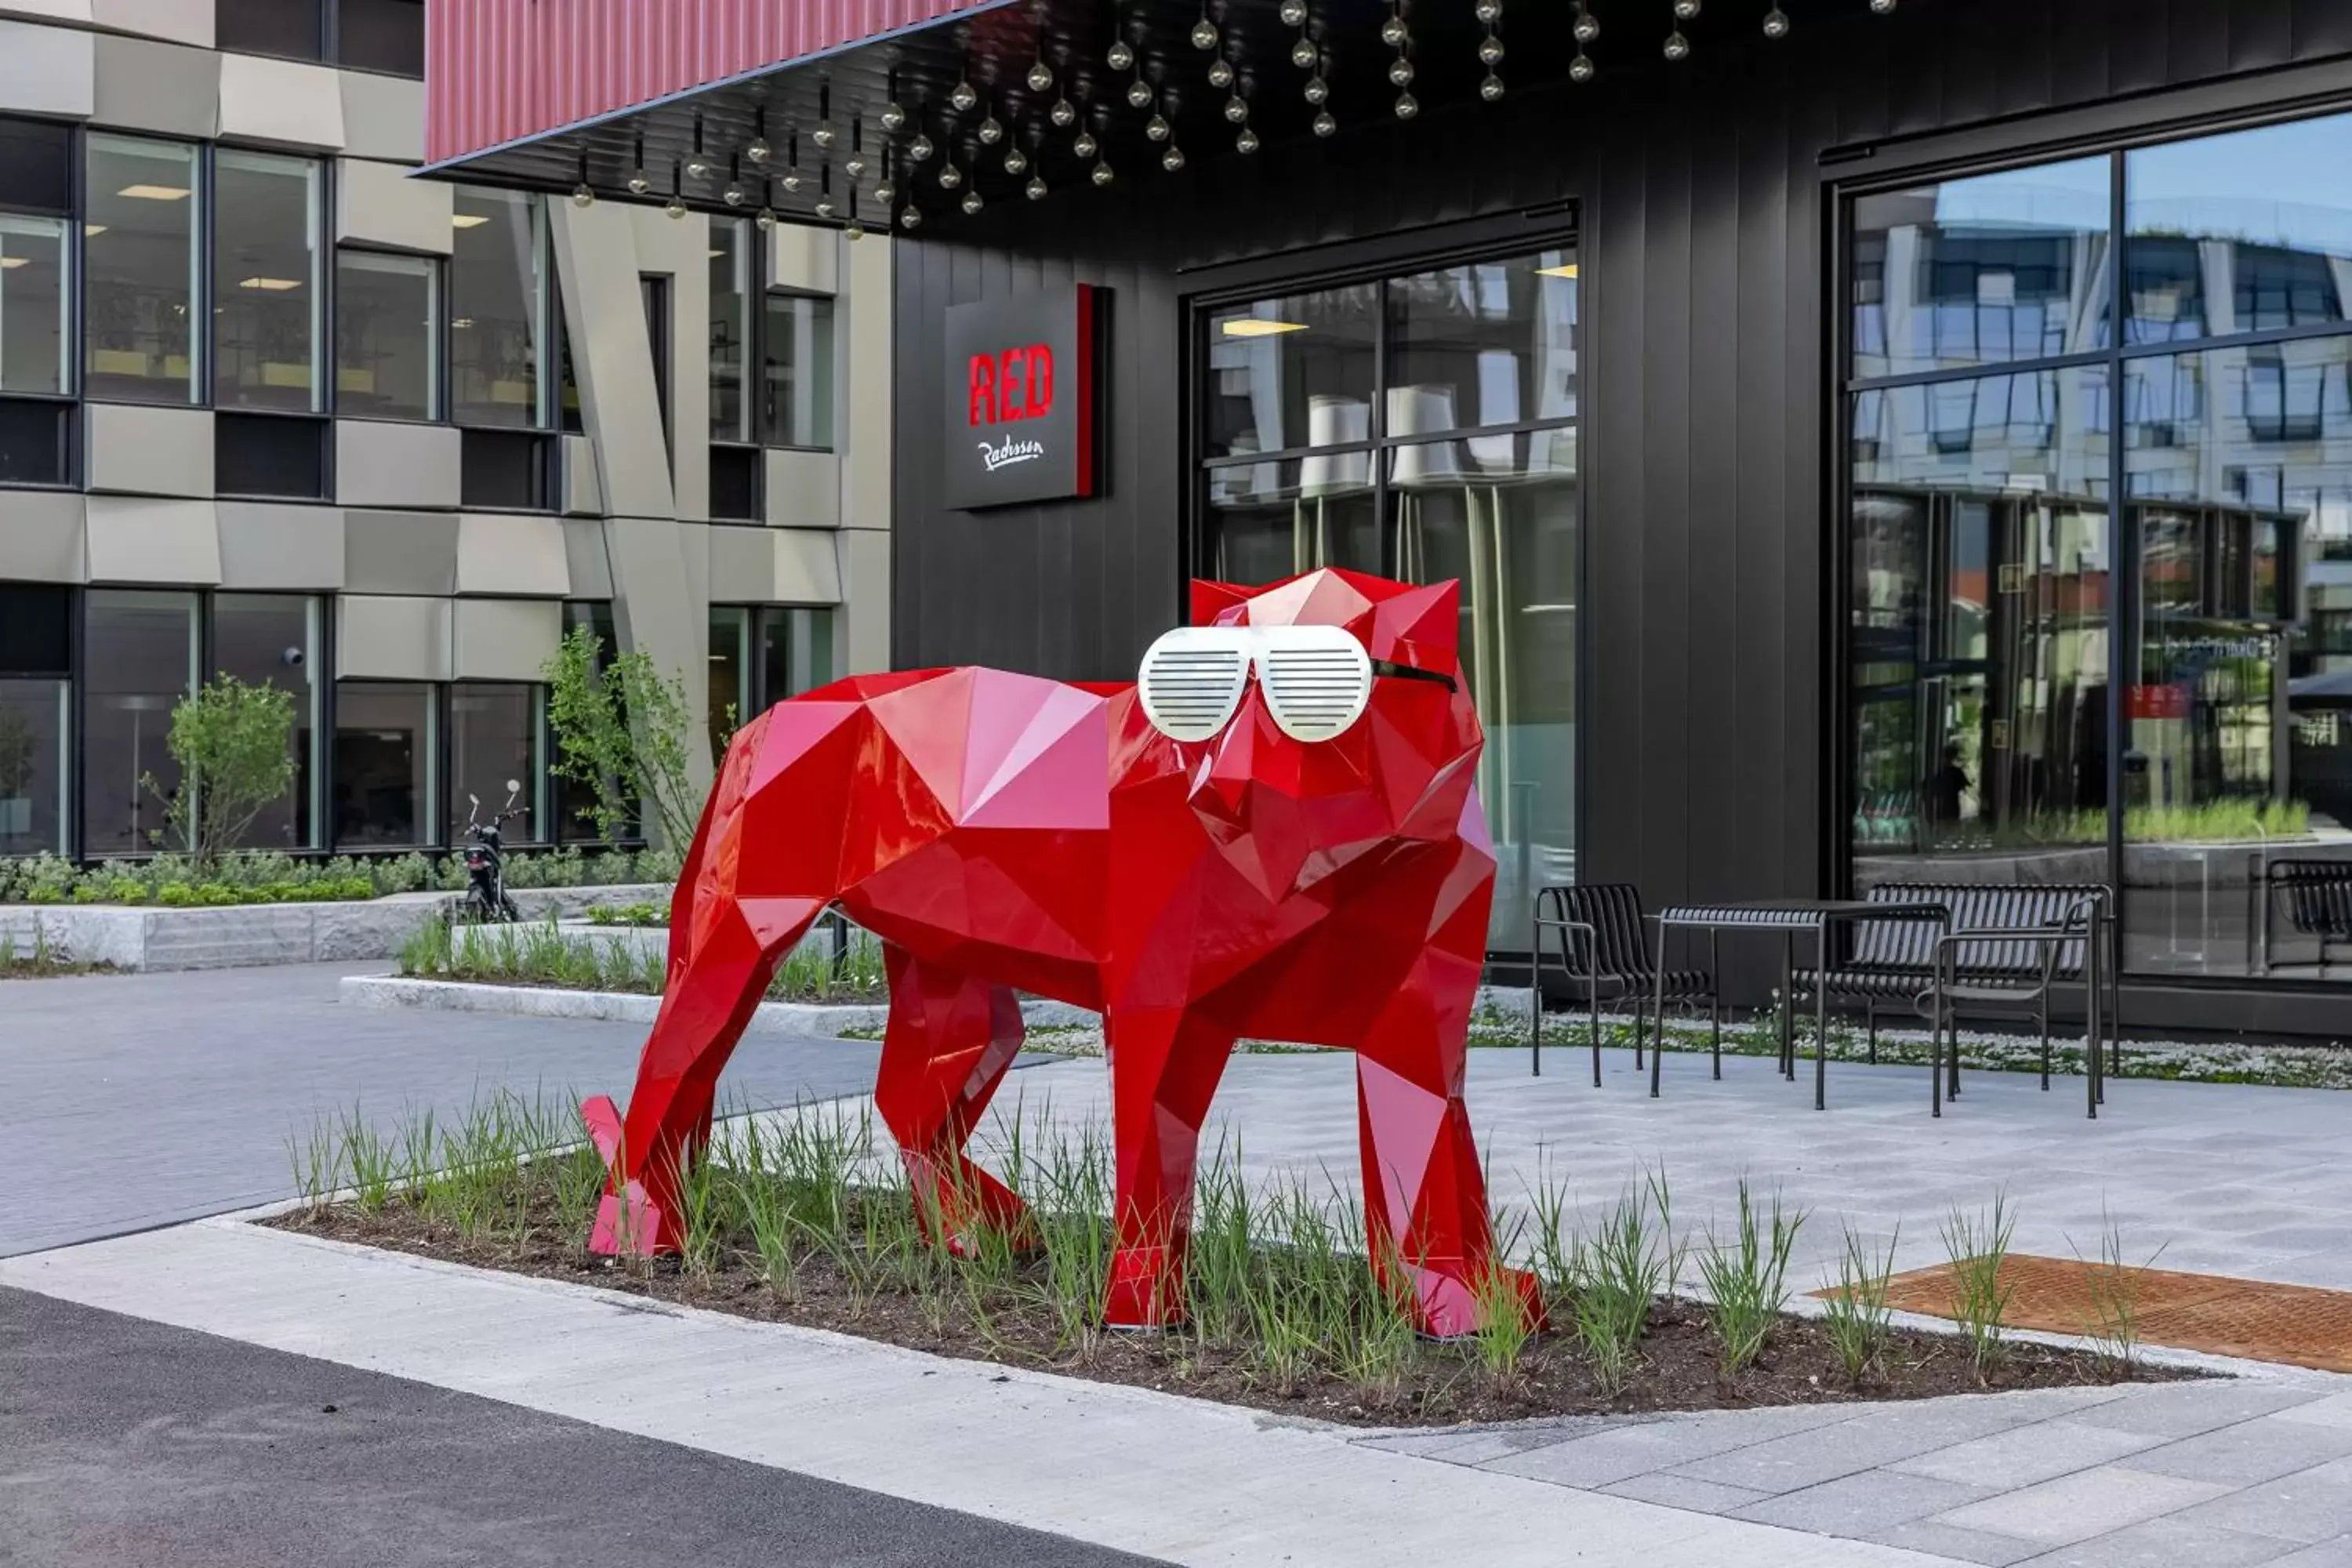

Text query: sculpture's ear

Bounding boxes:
[1376,579,1461,669]
[1189,579,1254,626]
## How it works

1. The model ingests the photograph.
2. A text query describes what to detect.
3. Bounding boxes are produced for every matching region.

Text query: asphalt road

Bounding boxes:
[0,1284,1167,1568]
[0,962,905,1258]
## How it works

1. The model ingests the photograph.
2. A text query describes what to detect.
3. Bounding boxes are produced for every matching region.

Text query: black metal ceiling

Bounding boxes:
[440,0,1903,235]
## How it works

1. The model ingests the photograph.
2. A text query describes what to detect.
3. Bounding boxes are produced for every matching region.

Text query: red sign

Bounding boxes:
[967,344,1055,426]
[2127,684,2190,721]
[942,285,1101,510]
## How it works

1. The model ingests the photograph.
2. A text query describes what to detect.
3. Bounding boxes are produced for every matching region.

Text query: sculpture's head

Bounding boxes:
[1134,569,1486,862]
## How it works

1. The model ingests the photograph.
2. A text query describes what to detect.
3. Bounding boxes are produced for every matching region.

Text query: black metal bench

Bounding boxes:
[1528,884,1719,1085]
[2259,858,2352,975]
[1793,880,2115,1116]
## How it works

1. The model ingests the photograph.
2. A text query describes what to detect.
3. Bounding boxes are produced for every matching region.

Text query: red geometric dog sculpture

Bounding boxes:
[582,568,1540,1335]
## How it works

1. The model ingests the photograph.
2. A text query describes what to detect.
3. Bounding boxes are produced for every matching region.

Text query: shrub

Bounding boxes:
[143,675,298,873]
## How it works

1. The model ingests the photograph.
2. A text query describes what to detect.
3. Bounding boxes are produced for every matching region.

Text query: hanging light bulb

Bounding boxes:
[814,193,837,219]
[811,122,837,150]
[1871,0,1894,10]
[1127,75,1154,108]
[1051,96,1077,127]
[1674,0,1699,18]
[880,101,907,132]
[1191,7,1218,49]
[1027,172,1048,199]
[938,162,964,190]
[1145,111,1171,141]
[907,132,934,163]
[627,167,651,195]
[1107,38,1134,70]
[1475,0,1501,19]
[571,181,594,208]
[685,116,713,180]
[1208,57,1234,89]
[1004,146,1029,175]
[1305,73,1329,103]
[1570,49,1595,81]
[1279,0,1306,24]
[1028,60,1054,93]
[949,78,978,113]
[722,181,745,205]
[846,153,868,180]
[756,203,776,230]
[1394,90,1417,118]
[846,214,866,241]
[1481,72,1505,101]
[1224,92,1247,122]
[1291,36,1318,68]
[746,126,772,165]
[899,205,923,229]
[1312,109,1336,136]
[1380,13,1407,46]
[978,113,1004,144]
[1091,157,1115,186]
[1479,35,1504,64]
[666,193,687,219]
[1762,5,1789,35]
[1389,56,1414,85]
[1074,129,1099,158]
[962,188,982,214]
[1162,143,1185,171]
[1236,125,1259,153]
[873,178,895,205]
[1573,4,1599,42]
[1663,27,1690,59]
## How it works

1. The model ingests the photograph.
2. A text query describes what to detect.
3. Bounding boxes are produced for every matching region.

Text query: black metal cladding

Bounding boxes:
[890,0,2352,1015]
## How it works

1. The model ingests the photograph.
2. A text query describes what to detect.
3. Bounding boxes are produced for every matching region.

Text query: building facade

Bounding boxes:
[386,0,2352,1029]
[0,0,891,861]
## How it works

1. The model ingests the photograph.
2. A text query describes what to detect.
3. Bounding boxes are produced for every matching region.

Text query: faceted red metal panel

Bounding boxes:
[580,569,1541,1337]
[424,0,1009,167]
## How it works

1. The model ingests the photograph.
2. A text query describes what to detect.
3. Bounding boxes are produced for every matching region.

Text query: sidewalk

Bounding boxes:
[7,1217,2351,1566]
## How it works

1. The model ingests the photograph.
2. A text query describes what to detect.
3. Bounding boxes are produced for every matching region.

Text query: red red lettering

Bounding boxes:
[999,348,1025,420]
[1024,344,1054,419]
[967,354,996,426]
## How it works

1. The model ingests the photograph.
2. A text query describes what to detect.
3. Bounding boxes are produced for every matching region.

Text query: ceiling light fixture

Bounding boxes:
[0,256,27,270]
[117,184,190,200]
[1221,318,1307,337]
[685,114,713,180]
[746,109,772,165]
[450,212,490,228]
[1536,262,1579,279]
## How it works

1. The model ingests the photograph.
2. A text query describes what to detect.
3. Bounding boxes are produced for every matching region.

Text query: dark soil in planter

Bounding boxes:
[272,1196,2190,1429]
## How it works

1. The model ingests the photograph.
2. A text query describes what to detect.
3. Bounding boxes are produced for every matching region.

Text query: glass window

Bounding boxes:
[709,605,751,762]
[2128,113,2352,342]
[0,397,68,485]
[214,151,322,410]
[763,292,834,448]
[1847,368,2114,879]
[710,218,753,443]
[1850,157,2111,381]
[216,411,328,499]
[1385,250,1579,433]
[83,590,199,855]
[212,593,322,850]
[336,0,423,75]
[0,214,68,395]
[336,250,437,419]
[0,585,71,859]
[1204,284,1377,459]
[0,118,71,214]
[448,187,546,428]
[448,683,543,845]
[1203,455,1379,583]
[85,136,199,405]
[334,681,434,847]
[556,601,622,843]
[758,606,836,708]
[216,0,324,59]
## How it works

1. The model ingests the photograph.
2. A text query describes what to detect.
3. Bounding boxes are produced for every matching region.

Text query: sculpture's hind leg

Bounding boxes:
[1355,945,1546,1338]
[873,944,1033,1251]
[1102,1008,1236,1328]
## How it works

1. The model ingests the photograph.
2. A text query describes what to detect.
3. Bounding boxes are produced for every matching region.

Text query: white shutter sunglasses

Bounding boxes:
[1138,624,1454,744]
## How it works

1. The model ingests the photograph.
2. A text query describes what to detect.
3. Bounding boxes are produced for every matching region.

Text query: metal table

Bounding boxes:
[1650,899,1948,1109]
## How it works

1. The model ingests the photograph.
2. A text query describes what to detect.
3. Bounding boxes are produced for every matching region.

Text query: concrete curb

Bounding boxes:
[338,974,1096,1034]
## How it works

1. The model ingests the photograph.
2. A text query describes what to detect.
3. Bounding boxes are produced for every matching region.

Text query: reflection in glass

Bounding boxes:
[212,593,321,849]
[557,601,623,843]
[84,136,199,404]
[0,679,68,856]
[1204,285,1378,459]
[213,151,321,411]
[1386,250,1577,433]
[2120,339,2352,976]
[1388,432,1578,949]
[763,292,833,448]
[1203,455,1377,583]
[448,186,545,428]
[0,214,67,394]
[83,590,198,853]
[709,605,750,764]
[334,681,434,847]
[1848,368,2113,884]
[448,684,542,844]
[759,606,835,709]
[710,218,753,441]
[336,250,437,420]
[2128,113,2352,342]
[1850,157,2111,380]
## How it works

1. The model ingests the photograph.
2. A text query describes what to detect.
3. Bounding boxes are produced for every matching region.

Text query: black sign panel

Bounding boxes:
[942,285,1100,510]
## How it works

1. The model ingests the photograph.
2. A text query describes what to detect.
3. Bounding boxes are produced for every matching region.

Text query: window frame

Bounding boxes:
[210,145,328,416]
[759,284,838,453]
[332,244,444,423]
[447,183,558,437]
[82,129,206,409]
[0,117,78,488]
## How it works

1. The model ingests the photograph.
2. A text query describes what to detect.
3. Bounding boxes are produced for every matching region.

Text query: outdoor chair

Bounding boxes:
[2260,858,2352,975]
[1529,883,1719,1085]
[1794,880,2114,1109]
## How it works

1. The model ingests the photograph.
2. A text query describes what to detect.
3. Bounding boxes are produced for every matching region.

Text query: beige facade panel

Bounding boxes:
[93,34,218,137]
[336,419,460,510]
[0,20,96,118]
[629,205,712,522]
[85,403,212,497]
[549,203,674,520]
[559,434,602,516]
[92,0,213,45]
[216,52,343,149]
[840,233,891,533]
[764,447,840,531]
[767,223,837,295]
[337,593,451,681]
[216,501,343,590]
[0,492,87,583]
[601,515,713,809]
[775,528,843,605]
[343,508,457,596]
[836,527,891,676]
[0,2,91,24]
[561,517,612,599]
[706,525,769,604]
[337,68,423,162]
[455,512,570,597]
[336,156,451,253]
[85,495,220,585]
[452,597,561,682]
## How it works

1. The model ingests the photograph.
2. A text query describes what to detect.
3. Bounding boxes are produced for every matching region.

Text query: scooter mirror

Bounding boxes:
[468,793,480,808]
[505,779,522,795]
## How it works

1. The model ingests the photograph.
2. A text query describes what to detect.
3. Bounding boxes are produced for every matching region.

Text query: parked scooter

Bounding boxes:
[461,781,524,924]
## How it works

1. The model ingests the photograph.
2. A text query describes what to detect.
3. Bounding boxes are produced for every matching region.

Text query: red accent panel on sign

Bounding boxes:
[424,0,1007,167]
[1075,284,1095,499]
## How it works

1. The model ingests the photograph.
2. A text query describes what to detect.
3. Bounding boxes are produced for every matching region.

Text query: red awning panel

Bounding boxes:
[424,0,1009,169]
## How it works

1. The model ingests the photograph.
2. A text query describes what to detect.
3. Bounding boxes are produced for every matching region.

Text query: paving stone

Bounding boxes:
[2072,1383,2330,1439]
[2272,1395,2352,1432]
[1731,1469,1992,1536]
[1888,1419,2165,1490]
[2016,1514,2304,1566]
[1486,1423,1759,1489]
[1857,1519,2049,1566]
[2175,1459,2352,1544]
[2263,1540,2352,1567]
[1932,1465,2233,1547]
[2125,1416,2352,1488]
[1599,1471,1772,1515]
[1671,1399,2042,1493]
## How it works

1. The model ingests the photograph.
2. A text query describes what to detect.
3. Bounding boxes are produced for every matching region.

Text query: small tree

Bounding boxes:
[143,674,296,871]
[543,624,701,849]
